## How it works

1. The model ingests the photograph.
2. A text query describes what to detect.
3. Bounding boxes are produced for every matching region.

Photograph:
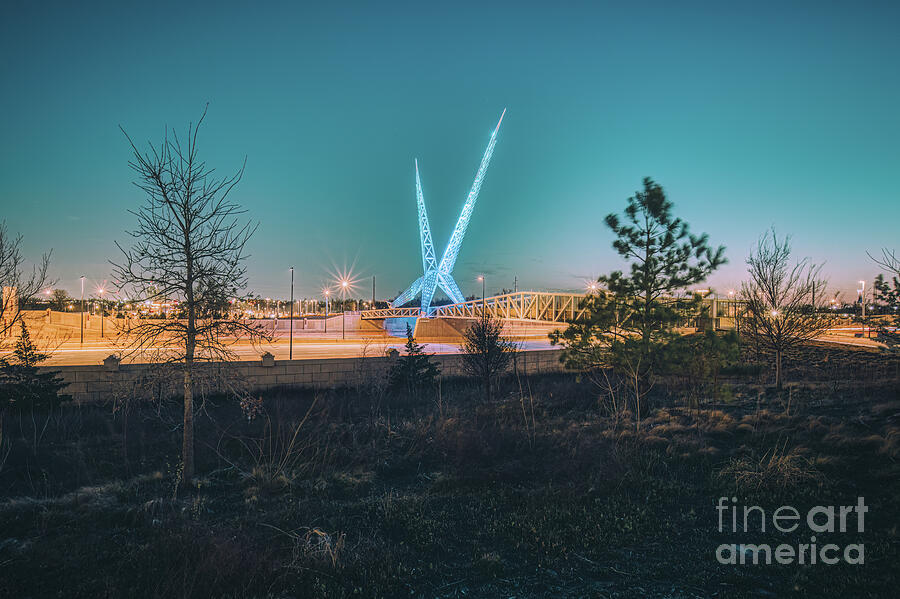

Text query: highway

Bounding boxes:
[28,337,559,366]
[3,320,884,366]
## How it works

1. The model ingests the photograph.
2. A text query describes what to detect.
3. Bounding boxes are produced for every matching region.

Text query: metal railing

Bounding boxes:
[430,291,589,322]
[362,291,749,327]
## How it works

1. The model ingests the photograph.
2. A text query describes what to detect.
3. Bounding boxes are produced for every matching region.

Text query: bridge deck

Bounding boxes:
[362,291,747,328]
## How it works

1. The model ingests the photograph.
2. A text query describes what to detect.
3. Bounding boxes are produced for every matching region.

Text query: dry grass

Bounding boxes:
[0,364,898,598]
[261,524,347,569]
[717,444,823,493]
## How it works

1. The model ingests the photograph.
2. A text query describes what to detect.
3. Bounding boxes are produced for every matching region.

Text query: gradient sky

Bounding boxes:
[1,0,898,302]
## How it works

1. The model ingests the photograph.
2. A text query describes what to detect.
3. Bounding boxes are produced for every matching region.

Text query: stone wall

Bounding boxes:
[50,349,566,404]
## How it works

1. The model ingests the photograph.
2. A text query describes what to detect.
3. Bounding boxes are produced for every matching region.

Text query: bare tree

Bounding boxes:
[741,230,834,388]
[0,222,50,340]
[113,107,270,484]
[50,289,70,312]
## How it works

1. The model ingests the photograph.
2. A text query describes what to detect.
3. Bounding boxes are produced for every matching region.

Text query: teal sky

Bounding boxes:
[1,0,898,301]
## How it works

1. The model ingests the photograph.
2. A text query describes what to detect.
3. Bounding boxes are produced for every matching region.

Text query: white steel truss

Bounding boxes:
[392,109,506,314]
[366,291,748,329]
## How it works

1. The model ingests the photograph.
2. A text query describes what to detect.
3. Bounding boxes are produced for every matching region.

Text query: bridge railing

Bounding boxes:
[429,291,592,322]
[361,291,748,328]
[358,306,422,319]
[361,291,588,322]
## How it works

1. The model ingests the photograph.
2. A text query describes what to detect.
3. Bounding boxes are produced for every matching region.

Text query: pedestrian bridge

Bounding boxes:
[361,290,747,329]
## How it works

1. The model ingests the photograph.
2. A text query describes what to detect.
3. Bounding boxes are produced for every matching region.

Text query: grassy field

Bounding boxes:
[1,344,898,598]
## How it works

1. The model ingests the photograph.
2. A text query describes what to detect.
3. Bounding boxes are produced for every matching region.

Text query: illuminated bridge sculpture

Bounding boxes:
[365,290,748,331]
[392,109,506,315]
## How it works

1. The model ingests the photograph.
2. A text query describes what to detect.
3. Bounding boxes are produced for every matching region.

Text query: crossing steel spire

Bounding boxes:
[392,110,505,314]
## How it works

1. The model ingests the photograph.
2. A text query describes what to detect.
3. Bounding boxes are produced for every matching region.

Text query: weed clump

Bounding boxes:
[717,444,823,494]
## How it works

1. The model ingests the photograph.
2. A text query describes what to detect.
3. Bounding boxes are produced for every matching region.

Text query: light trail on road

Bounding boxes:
[6,325,885,367]
[26,338,559,366]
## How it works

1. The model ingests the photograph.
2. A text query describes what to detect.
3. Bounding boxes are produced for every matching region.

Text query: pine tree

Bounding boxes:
[601,178,726,353]
[388,324,440,395]
[552,178,725,422]
[0,321,70,412]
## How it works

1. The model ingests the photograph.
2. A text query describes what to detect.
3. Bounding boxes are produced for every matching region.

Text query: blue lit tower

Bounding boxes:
[392,109,506,314]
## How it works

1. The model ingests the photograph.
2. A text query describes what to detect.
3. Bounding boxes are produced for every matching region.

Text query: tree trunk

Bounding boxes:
[183,244,195,485]
[775,350,783,390]
[633,369,641,433]
[182,365,194,484]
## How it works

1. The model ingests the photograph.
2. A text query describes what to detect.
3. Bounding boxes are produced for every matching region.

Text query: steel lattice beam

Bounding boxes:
[369,292,749,331]
[415,160,437,276]
[437,108,505,277]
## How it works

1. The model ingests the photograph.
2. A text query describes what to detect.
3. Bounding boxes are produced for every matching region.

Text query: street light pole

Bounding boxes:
[289,267,294,360]
[98,287,105,338]
[811,281,816,314]
[859,279,867,337]
[80,276,85,344]
[478,275,485,317]
[324,289,329,334]
[340,279,349,340]
[859,280,866,319]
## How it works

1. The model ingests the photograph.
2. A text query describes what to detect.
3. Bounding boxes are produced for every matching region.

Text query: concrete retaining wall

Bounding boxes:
[49,349,566,404]
[415,317,560,342]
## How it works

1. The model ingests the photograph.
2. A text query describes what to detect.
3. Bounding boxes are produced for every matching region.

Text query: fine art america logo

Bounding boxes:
[715,497,867,565]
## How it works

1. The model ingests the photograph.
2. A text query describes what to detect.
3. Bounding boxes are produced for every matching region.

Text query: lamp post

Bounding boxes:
[478,275,485,317]
[289,267,294,360]
[80,276,85,344]
[98,287,105,338]
[340,279,349,340]
[324,289,330,334]
[811,281,816,314]
[859,279,867,337]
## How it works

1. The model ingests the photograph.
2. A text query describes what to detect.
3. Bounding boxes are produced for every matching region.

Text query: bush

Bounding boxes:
[662,330,740,405]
